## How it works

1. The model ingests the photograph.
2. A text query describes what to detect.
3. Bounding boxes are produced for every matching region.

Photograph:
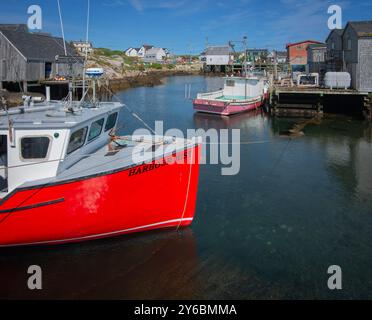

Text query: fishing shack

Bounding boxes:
[0,24,83,92]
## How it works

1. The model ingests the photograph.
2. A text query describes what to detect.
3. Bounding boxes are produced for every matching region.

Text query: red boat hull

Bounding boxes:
[0,145,201,247]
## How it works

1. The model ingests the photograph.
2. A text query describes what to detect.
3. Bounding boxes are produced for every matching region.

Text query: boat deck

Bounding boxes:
[0,101,123,130]
[21,135,196,189]
[215,95,253,101]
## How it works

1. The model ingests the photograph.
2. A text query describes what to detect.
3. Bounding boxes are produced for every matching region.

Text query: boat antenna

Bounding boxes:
[82,0,90,97]
[243,36,248,99]
[57,0,67,56]
[243,36,248,76]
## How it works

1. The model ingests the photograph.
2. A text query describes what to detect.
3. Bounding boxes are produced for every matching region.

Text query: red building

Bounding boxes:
[286,40,323,71]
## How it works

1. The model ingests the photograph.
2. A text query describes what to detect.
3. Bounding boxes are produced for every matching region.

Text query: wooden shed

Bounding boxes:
[342,21,372,92]
[0,25,83,91]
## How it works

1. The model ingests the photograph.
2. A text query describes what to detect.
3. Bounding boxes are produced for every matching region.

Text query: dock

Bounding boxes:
[270,86,370,119]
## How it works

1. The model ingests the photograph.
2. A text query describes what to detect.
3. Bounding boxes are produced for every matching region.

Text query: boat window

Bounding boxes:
[226,80,235,87]
[67,127,88,154]
[105,112,118,132]
[21,137,50,160]
[88,118,104,142]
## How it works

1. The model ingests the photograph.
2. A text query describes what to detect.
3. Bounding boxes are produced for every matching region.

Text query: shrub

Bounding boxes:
[150,63,163,70]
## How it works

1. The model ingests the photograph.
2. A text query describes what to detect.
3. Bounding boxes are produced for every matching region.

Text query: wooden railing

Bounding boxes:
[197,90,224,100]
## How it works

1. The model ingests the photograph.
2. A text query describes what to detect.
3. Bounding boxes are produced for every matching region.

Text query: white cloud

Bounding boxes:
[129,0,143,12]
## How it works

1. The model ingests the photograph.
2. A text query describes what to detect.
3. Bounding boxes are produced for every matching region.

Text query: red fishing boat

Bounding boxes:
[0,96,201,247]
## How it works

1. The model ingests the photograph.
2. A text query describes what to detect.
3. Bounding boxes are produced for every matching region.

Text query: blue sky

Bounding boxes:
[1,0,372,54]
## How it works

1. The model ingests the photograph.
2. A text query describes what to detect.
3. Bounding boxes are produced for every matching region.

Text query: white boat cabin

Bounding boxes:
[0,100,122,198]
[197,76,268,101]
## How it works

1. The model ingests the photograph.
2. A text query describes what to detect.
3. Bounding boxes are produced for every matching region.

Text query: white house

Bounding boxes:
[268,51,287,64]
[72,41,93,54]
[205,46,233,66]
[125,47,139,57]
[138,45,154,58]
[143,47,168,63]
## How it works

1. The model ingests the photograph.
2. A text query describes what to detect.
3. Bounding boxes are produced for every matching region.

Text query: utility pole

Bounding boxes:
[273,50,278,81]
[243,36,248,77]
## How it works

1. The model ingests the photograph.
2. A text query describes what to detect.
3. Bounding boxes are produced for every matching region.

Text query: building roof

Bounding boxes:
[205,46,231,55]
[142,45,154,50]
[286,40,323,48]
[346,21,372,37]
[0,24,28,32]
[125,47,138,52]
[276,51,287,57]
[325,28,344,43]
[247,48,269,53]
[308,43,327,49]
[145,47,166,55]
[0,30,77,61]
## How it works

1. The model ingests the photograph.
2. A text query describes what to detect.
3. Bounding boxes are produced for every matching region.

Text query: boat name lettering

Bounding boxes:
[128,151,190,177]
[128,163,167,177]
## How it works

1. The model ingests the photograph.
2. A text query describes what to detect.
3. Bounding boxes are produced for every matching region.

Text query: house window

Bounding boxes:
[21,137,51,160]
[331,42,335,50]
[105,112,118,132]
[88,118,104,142]
[67,127,88,154]
[347,39,352,50]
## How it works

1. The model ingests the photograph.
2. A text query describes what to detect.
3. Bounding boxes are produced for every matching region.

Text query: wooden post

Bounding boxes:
[23,81,28,93]
[317,93,324,114]
[271,90,278,115]
[368,93,372,122]
[363,94,372,122]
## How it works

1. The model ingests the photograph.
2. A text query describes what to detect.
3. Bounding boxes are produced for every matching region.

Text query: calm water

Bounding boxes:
[1,76,372,299]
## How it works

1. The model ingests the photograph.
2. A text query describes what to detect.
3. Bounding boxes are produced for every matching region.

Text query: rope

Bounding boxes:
[177,144,195,231]
[56,0,67,56]
[83,0,90,96]
[101,82,158,135]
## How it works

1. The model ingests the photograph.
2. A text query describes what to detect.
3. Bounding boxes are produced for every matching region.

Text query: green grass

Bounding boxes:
[94,48,125,57]
[149,63,163,70]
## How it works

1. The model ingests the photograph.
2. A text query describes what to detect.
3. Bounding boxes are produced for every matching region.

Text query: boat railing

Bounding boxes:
[197,90,224,100]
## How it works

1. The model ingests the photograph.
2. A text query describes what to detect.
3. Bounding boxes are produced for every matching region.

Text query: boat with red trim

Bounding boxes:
[193,76,270,116]
[0,97,201,247]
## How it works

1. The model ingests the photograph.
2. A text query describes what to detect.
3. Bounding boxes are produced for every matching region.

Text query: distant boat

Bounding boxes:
[193,76,270,116]
[86,68,104,77]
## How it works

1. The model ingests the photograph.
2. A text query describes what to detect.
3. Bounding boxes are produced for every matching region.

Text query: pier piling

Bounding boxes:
[364,93,372,122]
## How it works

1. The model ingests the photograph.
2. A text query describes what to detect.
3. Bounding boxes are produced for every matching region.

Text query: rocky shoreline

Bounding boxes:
[108,70,201,92]
[0,70,202,107]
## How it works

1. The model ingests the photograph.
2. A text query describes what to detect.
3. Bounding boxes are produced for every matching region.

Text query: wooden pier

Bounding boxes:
[270,86,370,119]
[363,93,372,122]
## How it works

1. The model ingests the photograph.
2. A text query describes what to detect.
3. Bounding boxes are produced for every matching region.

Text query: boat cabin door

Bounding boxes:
[0,135,8,194]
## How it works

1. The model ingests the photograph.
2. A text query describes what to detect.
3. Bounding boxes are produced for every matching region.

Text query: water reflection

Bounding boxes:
[193,109,267,130]
[0,229,199,299]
